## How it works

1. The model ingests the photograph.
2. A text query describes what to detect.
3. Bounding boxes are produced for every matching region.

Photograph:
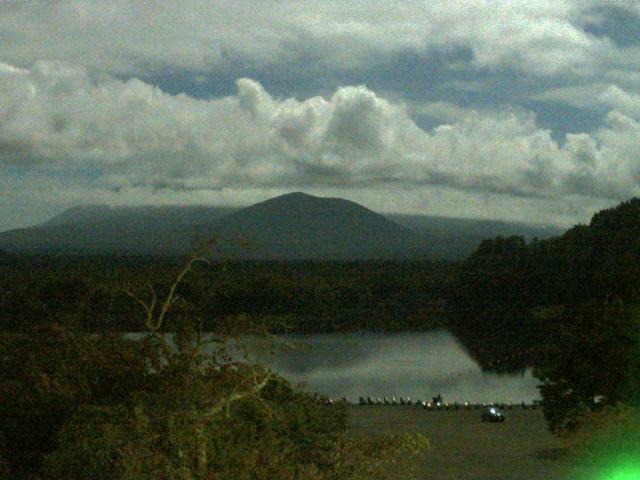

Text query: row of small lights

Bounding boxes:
[317,396,540,409]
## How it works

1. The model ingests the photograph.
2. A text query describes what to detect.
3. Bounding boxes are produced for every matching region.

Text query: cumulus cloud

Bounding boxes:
[531,84,612,111]
[531,83,640,126]
[600,85,640,118]
[1,61,639,205]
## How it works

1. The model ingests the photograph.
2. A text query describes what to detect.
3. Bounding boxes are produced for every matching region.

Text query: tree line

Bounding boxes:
[0,255,453,334]
[447,198,640,432]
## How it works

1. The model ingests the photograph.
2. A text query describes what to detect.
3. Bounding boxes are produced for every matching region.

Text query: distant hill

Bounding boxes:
[0,205,236,255]
[0,193,563,259]
[197,192,426,260]
[42,205,238,228]
[388,214,563,259]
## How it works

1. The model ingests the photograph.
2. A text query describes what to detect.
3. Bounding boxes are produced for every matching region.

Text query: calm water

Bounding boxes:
[129,330,541,403]
[225,331,541,403]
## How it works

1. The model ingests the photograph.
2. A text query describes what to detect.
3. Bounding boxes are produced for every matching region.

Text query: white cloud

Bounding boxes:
[1,61,639,209]
[0,1,627,78]
[532,83,640,123]
[531,84,612,111]
[599,85,640,118]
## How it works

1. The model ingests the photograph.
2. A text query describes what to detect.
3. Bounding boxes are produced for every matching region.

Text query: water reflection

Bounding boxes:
[244,331,541,403]
[128,330,541,403]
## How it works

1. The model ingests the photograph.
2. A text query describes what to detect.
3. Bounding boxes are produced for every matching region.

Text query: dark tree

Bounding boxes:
[534,301,640,433]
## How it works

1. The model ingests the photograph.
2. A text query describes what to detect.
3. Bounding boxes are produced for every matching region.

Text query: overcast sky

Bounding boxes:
[1,0,640,231]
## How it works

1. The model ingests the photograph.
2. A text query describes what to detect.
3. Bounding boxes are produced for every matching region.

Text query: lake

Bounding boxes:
[233,330,541,404]
[130,330,541,403]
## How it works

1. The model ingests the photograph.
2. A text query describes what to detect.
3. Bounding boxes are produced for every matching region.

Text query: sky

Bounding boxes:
[1,0,640,231]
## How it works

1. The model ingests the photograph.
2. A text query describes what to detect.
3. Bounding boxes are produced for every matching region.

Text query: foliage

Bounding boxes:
[0,256,453,333]
[0,324,151,476]
[44,398,430,480]
[447,235,546,371]
[1,252,431,478]
[43,377,347,480]
[447,197,640,433]
[318,432,431,480]
[0,431,9,480]
[535,301,640,432]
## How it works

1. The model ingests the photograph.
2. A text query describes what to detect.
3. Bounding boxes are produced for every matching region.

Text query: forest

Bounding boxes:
[447,198,640,432]
[0,255,452,334]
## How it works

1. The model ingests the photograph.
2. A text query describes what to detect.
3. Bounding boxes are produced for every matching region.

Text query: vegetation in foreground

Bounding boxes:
[0,254,430,479]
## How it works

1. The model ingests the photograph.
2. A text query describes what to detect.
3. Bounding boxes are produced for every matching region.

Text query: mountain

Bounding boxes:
[0,205,236,255]
[387,214,563,259]
[42,205,238,228]
[0,193,563,259]
[197,192,426,259]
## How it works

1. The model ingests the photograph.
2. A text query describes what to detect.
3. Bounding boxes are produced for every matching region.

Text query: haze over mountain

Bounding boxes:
[387,214,563,260]
[0,193,563,259]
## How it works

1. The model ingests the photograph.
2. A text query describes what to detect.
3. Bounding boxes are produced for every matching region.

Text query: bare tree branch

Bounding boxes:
[205,371,274,419]
[154,255,210,333]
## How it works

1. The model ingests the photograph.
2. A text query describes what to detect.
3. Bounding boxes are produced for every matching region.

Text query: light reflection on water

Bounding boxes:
[223,330,541,403]
[128,330,541,403]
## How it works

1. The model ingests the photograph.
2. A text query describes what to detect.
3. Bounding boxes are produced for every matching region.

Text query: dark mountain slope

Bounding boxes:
[0,193,563,259]
[199,192,427,259]
[0,206,236,255]
[388,214,562,259]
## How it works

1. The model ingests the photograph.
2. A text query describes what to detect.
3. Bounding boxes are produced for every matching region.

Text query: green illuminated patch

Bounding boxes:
[561,405,640,480]
[603,463,640,480]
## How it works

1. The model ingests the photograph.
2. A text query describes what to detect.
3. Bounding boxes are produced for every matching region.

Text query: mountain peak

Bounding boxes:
[260,192,328,205]
[252,191,368,213]
[277,191,315,199]
[201,192,421,259]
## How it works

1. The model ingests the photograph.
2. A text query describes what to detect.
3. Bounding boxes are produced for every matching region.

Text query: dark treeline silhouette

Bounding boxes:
[447,198,640,431]
[0,254,453,334]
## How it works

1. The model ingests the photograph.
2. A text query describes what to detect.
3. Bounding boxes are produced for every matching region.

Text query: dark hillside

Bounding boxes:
[199,192,427,259]
[0,193,564,259]
[389,214,562,259]
[447,197,640,373]
[0,206,236,255]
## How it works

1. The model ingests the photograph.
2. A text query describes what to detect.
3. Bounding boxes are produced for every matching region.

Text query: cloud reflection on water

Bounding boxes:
[251,331,541,403]
[128,330,541,403]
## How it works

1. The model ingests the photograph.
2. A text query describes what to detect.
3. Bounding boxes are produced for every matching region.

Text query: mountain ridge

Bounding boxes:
[0,193,564,259]
[196,192,424,260]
